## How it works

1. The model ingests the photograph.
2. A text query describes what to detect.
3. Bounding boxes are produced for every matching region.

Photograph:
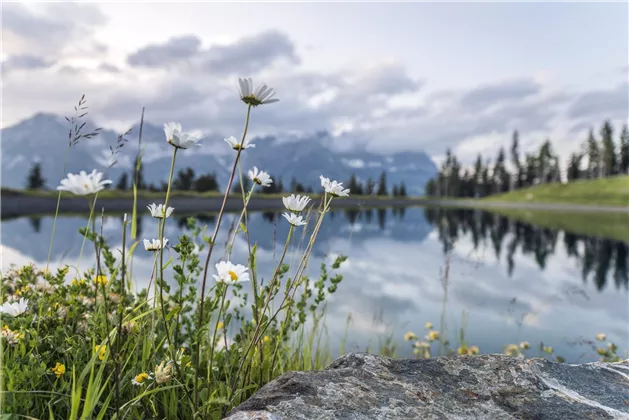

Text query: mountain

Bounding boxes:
[1,113,437,195]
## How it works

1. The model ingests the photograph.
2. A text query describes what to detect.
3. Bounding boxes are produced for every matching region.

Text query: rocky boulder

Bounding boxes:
[225,353,629,420]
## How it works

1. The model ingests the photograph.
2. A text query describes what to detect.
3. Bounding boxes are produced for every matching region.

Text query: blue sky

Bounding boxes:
[2,1,627,166]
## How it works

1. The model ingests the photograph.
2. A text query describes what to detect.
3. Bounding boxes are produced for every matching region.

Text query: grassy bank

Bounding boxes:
[482,207,629,243]
[484,175,629,207]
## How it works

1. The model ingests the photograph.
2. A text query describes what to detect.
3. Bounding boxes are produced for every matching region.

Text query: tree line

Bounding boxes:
[425,120,629,198]
[25,158,410,197]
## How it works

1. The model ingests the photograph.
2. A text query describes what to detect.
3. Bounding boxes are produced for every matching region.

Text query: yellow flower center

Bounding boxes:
[228,270,238,281]
[135,373,149,383]
[84,183,89,189]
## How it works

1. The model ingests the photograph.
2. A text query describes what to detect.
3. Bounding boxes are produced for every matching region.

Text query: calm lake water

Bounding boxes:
[1,206,627,363]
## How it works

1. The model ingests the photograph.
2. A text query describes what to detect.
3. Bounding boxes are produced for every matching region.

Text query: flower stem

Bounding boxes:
[207,284,227,388]
[230,225,294,396]
[158,148,177,356]
[45,146,70,272]
[76,194,98,277]
[194,103,251,414]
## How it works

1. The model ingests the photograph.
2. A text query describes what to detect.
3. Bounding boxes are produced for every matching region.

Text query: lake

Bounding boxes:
[1,206,627,363]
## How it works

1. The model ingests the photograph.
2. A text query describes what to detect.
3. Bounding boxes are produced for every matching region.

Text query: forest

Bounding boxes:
[425,120,629,198]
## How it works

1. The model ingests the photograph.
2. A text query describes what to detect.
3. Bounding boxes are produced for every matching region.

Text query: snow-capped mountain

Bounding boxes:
[1,113,437,195]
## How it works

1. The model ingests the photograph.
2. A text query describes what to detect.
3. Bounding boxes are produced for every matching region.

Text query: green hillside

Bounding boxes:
[484,175,629,207]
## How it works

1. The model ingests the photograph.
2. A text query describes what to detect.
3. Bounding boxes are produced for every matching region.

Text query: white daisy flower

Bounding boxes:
[238,77,279,107]
[57,170,112,196]
[248,167,273,187]
[147,203,174,219]
[212,261,250,284]
[224,135,255,151]
[320,175,350,197]
[164,122,203,149]
[282,212,307,227]
[131,372,151,386]
[0,298,28,317]
[282,194,311,213]
[143,238,169,251]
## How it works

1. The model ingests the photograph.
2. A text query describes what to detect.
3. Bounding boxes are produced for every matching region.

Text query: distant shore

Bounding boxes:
[0,193,435,219]
[2,190,626,219]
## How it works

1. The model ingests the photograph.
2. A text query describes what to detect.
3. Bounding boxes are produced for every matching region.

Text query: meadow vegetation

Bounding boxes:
[484,175,629,207]
[0,81,625,419]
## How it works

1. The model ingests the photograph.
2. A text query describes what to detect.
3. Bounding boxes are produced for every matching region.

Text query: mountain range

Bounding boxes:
[1,113,438,195]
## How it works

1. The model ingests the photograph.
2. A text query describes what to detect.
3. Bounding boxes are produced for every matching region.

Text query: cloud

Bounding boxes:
[198,29,300,74]
[126,29,300,76]
[460,79,542,110]
[568,82,629,121]
[127,35,203,67]
[1,3,107,57]
[1,54,55,73]
[1,2,626,164]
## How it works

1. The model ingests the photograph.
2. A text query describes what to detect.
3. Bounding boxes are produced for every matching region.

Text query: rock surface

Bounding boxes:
[225,353,629,420]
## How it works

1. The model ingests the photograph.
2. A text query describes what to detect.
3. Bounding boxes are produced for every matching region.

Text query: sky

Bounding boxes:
[1,1,628,167]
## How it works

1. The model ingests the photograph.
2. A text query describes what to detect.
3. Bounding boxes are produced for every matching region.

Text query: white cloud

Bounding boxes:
[1,1,627,165]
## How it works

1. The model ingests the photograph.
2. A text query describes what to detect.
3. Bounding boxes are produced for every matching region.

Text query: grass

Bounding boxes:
[480,207,629,243]
[483,175,629,207]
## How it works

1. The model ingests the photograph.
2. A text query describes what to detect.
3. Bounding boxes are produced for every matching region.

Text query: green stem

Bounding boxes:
[230,224,294,397]
[76,194,98,277]
[195,104,252,414]
[227,184,255,259]
[207,285,227,389]
[46,146,70,272]
[158,148,177,356]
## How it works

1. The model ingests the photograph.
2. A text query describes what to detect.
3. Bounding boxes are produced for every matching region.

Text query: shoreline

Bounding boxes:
[1,193,626,219]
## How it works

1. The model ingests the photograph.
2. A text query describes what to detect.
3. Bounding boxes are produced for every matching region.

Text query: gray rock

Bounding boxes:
[225,353,629,420]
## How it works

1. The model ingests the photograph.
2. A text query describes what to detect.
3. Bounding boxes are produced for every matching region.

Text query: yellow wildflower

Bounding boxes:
[468,346,480,355]
[217,321,224,330]
[505,344,520,356]
[403,332,417,341]
[263,336,271,344]
[72,278,85,287]
[424,322,433,330]
[519,341,530,350]
[596,333,606,342]
[457,345,468,355]
[95,344,107,361]
[597,347,607,356]
[1,326,23,345]
[51,362,66,378]
[94,275,108,286]
[543,346,553,354]
[426,331,440,342]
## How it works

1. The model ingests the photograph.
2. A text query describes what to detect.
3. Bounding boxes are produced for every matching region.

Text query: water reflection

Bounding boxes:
[423,207,628,291]
[1,206,627,363]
